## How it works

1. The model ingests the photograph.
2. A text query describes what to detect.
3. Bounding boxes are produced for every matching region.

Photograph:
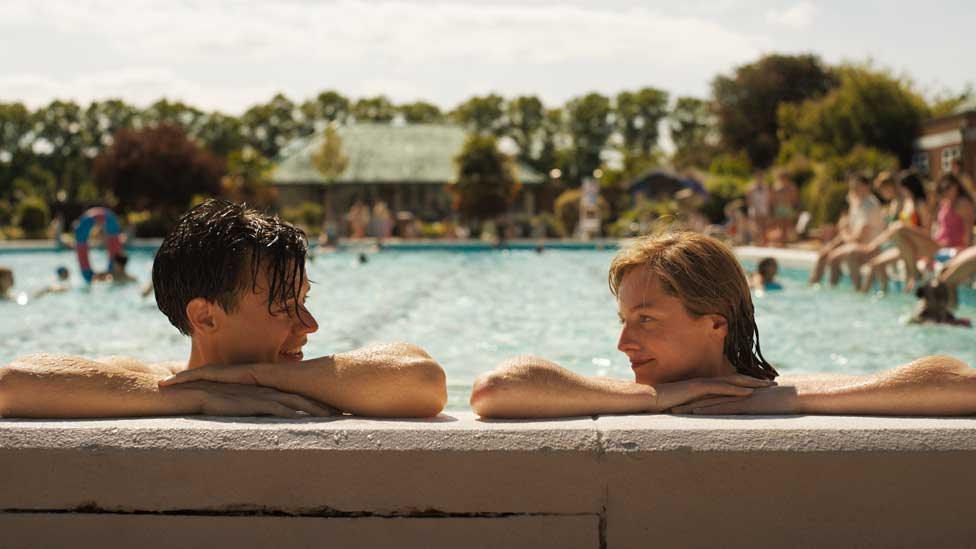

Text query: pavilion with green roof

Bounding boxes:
[272,123,545,226]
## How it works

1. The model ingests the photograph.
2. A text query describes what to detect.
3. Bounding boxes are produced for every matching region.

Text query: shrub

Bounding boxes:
[701,175,750,224]
[15,196,50,238]
[281,202,324,233]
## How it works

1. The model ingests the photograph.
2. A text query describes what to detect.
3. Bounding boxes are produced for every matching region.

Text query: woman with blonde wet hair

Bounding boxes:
[470,231,975,419]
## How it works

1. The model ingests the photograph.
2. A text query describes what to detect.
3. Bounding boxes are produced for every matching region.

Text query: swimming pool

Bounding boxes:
[1,247,973,410]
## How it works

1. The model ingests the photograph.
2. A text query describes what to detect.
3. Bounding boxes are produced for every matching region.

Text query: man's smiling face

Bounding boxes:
[213,263,318,365]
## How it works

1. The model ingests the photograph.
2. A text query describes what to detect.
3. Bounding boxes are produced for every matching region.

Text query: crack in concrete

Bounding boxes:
[0,505,600,521]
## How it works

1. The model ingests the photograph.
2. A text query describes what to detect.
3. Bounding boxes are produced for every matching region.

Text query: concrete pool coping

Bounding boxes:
[3,412,976,548]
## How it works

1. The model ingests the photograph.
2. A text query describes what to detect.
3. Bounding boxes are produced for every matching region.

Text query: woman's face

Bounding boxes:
[615,269,728,386]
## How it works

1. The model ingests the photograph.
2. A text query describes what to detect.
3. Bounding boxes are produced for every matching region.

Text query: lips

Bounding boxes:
[629,358,655,370]
[278,350,304,361]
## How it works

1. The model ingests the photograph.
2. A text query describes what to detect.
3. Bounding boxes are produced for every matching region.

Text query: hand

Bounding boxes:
[165,380,339,418]
[670,385,799,415]
[160,363,263,387]
[652,374,777,412]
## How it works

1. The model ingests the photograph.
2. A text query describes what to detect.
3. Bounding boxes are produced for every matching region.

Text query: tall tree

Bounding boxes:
[143,99,206,137]
[669,96,717,168]
[452,94,506,135]
[615,87,669,157]
[31,100,93,204]
[565,92,613,183]
[352,95,396,123]
[777,64,929,166]
[506,95,545,169]
[195,112,246,158]
[398,101,443,123]
[93,123,223,216]
[452,134,520,222]
[241,93,303,159]
[712,53,837,168]
[311,123,349,180]
[0,102,34,199]
[300,90,351,127]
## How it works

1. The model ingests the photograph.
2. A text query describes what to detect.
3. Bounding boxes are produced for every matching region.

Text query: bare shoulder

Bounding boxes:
[93,356,185,377]
[776,373,866,392]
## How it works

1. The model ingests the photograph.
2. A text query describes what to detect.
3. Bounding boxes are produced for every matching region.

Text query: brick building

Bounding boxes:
[913,99,976,180]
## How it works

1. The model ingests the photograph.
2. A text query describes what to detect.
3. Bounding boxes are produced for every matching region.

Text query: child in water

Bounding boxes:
[750,257,783,291]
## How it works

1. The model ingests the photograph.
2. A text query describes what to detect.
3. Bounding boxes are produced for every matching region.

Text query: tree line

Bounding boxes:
[0,52,970,238]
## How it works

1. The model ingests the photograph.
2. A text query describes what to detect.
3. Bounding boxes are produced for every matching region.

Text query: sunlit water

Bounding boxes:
[1,248,974,410]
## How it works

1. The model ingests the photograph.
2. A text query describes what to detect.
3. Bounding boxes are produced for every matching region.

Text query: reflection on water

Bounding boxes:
[1,249,973,410]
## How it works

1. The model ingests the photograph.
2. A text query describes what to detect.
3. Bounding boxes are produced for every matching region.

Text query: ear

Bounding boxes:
[185,298,220,334]
[704,314,729,341]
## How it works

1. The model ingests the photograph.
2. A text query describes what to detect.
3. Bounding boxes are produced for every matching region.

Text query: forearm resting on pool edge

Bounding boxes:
[797,355,976,416]
[0,354,202,418]
[160,343,449,418]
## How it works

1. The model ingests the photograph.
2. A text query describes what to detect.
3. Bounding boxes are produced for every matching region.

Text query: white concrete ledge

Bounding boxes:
[3,413,976,548]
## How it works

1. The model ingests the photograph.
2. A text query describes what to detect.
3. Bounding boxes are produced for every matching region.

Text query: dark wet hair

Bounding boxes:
[113,253,129,269]
[152,199,310,335]
[897,170,927,202]
[56,266,69,279]
[757,257,778,276]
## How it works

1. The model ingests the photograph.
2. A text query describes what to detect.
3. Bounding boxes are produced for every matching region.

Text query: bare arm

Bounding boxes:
[160,342,447,418]
[469,355,774,419]
[0,353,332,419]
[674,355,976,416]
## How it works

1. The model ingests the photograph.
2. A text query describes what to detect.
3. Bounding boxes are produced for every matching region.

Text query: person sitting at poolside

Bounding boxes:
[857,171,930,294]
[33,266,71,298]
[0,199,447,419]
[0,267,14,300]
[808,173,885,289]
[92,253,138,285]
[887,173,975,292]
[749,257,782,292]
[469,231,975,418]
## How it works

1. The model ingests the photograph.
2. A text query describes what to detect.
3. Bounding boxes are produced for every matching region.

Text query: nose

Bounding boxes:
[617,322,640,354]
[294,304,319,335]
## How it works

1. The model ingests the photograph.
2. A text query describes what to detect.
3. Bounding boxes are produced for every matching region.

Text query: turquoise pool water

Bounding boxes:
[1,248,974,410]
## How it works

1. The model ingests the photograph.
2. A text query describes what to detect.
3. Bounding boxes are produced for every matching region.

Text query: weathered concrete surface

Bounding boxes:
[3,413,976,548]
[0,514,599,549]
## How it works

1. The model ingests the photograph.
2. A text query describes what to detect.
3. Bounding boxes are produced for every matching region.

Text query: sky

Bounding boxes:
[0,0,972,114]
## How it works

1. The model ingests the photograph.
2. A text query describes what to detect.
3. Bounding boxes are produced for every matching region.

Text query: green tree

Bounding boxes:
[452,94,506,135]
[506,95,545,169]
[300,90,351,126]
[221,147,278,209]
[565,92,613,183]
[143,99,206,137]
[712,53,837,168]
[241,93,303,159]
[311,123,349,180]
[83,99,139,150]
[669,96,718,168]
[0,102,34,200]
[452,134,520,222]
[31,100,93,205]
[352,96,396,123]
[398,101,443,123]
[778,64,930,166]
[616,87,669,157]
[93,123,223,217]
[196,112,246,158]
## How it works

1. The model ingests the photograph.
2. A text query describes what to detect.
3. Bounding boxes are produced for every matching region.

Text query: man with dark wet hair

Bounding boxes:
[0,199,446,418]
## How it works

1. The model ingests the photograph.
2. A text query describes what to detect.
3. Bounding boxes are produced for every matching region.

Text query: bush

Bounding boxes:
[553,189,610,235]
[15,196,50,238]
[127,210,175,238]
[607,200,675,237]
[281,202,324,233]
[708,152,753,178]
[701,175,750,224]
[800,146,898,227]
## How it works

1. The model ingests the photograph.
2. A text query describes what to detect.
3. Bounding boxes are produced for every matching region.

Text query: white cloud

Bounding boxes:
[0,69,281,113]
[0,1,766,110]
[765,1,817,29]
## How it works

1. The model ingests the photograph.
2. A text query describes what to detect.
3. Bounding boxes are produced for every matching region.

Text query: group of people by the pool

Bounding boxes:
[808,169,976,325]
[0,198,973,420]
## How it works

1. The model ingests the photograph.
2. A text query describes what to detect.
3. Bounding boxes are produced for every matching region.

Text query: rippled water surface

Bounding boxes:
[1,248,973,409]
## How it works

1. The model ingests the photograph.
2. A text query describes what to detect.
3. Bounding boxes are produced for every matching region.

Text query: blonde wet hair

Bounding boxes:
[608,231,778,380]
